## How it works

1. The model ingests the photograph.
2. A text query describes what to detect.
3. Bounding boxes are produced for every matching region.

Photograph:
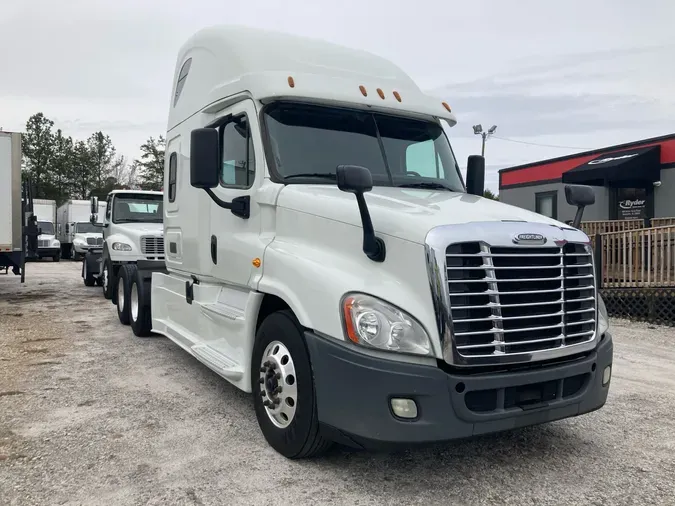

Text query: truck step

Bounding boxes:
[191,344,243,381]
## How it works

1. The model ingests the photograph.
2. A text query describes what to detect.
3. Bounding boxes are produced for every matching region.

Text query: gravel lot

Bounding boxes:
[1,261,675,505]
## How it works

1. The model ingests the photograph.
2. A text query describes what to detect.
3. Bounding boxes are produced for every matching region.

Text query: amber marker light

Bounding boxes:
[442,102,452,113]
[377,88,385,99]
[342,296,359,344]
[252,258,261,268]
[393,91,402,102]
[359,85,368,97]
[287,76,295,88]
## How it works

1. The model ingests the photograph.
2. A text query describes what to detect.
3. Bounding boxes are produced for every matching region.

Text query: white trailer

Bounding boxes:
[32,199,60,262]
[57,200,107,259]
[0,131,30,281]
[112,25,613,459]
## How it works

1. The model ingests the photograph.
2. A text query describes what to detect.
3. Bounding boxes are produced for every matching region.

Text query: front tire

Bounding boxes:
[116,264,136,325]
[82,261,95,287]
[52,254,60,262]
[251,310,331,459]
[102,258,114,300]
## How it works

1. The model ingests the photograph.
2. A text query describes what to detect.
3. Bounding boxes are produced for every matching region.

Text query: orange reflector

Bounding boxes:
[252,258,261,268]
[359,85,367,97]
[393,91,402,102]
[442,102,452,113]
[343,296,359,344]
[287,76,295,88]
[377,88,385,99]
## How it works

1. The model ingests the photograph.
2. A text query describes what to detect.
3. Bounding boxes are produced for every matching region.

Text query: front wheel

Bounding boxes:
[82,261,96,287]
[251,310,331,459]
[102,259,114,300]
[52,254,60,262]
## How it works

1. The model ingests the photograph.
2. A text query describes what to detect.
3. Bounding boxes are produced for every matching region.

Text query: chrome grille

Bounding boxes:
[141,236,164,256]
[446,242,596,358]
[86,237,103,246]
[38,240,49,248]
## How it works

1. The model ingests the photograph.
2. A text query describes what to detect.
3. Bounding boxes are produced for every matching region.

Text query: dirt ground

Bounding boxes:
[1,261,675,506]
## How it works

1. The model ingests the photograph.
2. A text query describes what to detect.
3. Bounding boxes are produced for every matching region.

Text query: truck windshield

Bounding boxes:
[112,194,163,224]
[37,221,54,235]
[263,102,464,192]
[74,222,99,233]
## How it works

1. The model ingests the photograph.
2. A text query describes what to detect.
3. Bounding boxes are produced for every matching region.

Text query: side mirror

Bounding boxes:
[65,224,69,234]
[466,155,485,196]
[336,165,385,262]
[336,164,373,194]
[90,196,99,214]
[90,213,98,225]
[565,184,595,229]
[190,128,220,189]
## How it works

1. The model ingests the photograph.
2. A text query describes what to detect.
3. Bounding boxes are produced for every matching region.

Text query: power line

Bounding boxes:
[491,135,592,151]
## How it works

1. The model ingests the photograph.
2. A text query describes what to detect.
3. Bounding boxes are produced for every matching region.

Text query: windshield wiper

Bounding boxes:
[397,181,453,191]
[284,173,337,181]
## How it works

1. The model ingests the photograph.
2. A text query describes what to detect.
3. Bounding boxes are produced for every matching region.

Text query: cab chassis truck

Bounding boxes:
[110,25,613,459]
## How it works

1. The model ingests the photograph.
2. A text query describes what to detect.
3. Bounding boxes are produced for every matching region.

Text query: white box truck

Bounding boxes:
[108,25,613,459]
[32,199,60,262]
[0,131,33,282]
[83,190,163,293]
[57,199,107,259]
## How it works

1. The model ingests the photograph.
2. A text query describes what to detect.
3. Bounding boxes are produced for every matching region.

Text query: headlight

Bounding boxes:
[73,238,85,246]
[112,242,132,251]
[341,293,432,356]
[598,292,609,336]
[53,239,60,246]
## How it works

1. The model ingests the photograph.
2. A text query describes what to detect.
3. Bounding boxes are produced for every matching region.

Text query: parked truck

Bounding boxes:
[57,199,107,259]
[83,190,163,296]
[31,199,60,262]
[0,131,34,282]
[106,25,613,459]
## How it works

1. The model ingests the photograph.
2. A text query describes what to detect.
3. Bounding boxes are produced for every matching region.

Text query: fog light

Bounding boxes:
[390,398,418,419]
[602,365,612,386]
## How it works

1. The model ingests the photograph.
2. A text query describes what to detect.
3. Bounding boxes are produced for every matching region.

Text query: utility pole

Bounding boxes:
[473,124,497,157]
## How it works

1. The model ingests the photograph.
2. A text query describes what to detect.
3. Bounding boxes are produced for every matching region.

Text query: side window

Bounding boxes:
[168,152,177,202]
[220,115,255,188]
[535,191,558,219]
[173,58,192,107]
[406,140,445,178]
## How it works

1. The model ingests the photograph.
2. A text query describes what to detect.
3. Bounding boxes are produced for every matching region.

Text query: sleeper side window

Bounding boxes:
[168,152,177,202]
[220,115,256,188]
[173,58,192,107]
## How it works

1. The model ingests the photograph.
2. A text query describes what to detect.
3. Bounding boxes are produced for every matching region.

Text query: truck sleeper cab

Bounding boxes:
[116,25,612,459]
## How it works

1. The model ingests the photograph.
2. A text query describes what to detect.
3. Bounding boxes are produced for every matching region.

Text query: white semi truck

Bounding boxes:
[83,190,163,302]
[109,25,613,459]
[0,131,34,282]
[57,199,107,259]
[31,199,60,262]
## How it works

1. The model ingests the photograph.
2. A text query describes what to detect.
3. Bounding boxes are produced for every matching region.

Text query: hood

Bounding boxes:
[114,222,163,236]
[276,185,566,244]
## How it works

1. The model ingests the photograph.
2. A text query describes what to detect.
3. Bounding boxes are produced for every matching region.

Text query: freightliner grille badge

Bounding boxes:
[512,233,547,245]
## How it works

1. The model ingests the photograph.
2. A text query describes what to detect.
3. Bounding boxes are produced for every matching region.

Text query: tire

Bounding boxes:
[102,258,114,300]
[251,310,331,459]
[116,264,136,326]
[52,254,60,262]
[129,273,152,337]
[82,261,96,287]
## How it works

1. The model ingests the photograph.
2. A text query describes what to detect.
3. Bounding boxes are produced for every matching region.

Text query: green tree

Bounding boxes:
[136,136,165,191]
[70,140,95,200]
[483,189,499,200]
[22,113,56,199]
[50,129,75,205]
[87,131,116,198]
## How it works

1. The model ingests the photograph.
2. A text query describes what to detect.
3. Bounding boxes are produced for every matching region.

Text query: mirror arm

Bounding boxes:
[204,189,250,219]
[572,205,585,229]
[354,193,386,262]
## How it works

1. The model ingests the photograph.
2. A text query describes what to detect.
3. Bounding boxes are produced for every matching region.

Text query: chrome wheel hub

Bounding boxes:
[117,277,125,311]
[130,283,139,322]
[259,341,297,429]
[103,265,108,292]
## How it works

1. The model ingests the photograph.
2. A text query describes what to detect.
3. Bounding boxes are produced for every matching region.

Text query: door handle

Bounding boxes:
[211,235,217,265]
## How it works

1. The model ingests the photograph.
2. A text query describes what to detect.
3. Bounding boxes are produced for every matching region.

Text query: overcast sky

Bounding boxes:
[2,0,674,191]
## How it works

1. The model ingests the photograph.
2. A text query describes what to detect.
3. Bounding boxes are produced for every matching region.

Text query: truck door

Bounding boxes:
[207,99,263,288]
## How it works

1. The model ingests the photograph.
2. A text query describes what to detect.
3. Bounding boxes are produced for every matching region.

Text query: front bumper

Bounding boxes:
[73,244,102,254]
[306,331,613,450]
[36,247,60,257]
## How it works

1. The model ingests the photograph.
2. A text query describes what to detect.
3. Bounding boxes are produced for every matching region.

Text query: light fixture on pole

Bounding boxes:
[473,124,497,156]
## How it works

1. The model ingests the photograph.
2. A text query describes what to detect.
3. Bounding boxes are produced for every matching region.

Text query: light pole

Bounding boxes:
[473,124,497,157]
